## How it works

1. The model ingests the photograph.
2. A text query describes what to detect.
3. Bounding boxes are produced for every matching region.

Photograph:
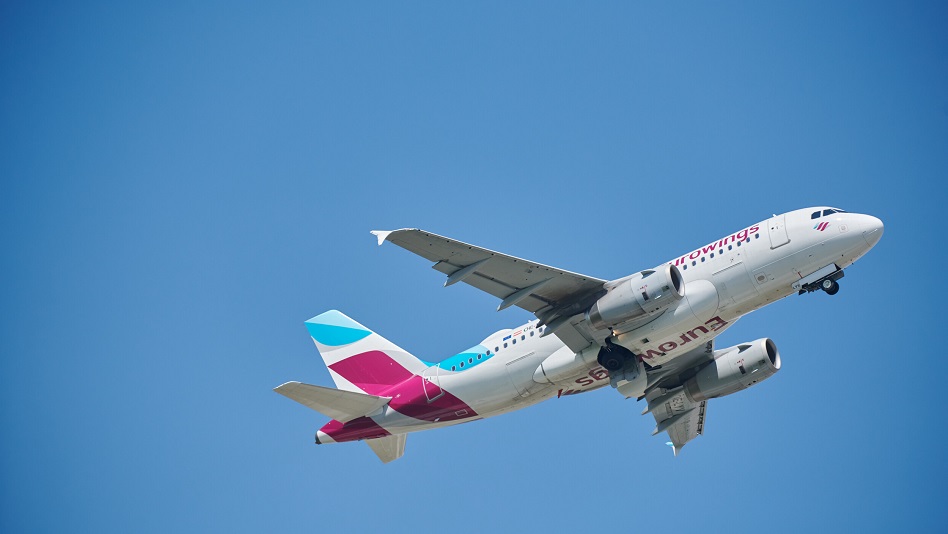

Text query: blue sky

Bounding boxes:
[2,2,946,532]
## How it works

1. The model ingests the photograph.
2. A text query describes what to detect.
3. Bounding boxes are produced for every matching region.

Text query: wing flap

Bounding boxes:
[274,381,390,422]
[647,388,707,455]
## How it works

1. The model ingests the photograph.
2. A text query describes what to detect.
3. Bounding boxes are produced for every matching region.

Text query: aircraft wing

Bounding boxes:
[274,381,390,423]
[645,387,707,455]
[373,229,608,352]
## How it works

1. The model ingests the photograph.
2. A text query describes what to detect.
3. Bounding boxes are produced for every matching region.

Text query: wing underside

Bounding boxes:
[646,388,707,455]
[373,228,718,455]
[373,229,608,352]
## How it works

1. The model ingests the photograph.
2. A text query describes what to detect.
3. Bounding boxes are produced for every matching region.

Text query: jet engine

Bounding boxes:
[684,338,781,401]
[585,264,685,330]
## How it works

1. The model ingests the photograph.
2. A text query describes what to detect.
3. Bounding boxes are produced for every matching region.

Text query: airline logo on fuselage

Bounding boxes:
[673,225,760,267]
[638,316,729,360]
[557,367,610,397]
[556,316,731,398]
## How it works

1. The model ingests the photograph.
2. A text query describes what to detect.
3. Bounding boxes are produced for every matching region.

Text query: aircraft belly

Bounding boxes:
[504,351,550,397]
[546,367,612,397]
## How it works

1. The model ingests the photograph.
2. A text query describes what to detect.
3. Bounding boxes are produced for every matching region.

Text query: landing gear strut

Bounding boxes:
[597,339,635,372]
[797,266,844,296]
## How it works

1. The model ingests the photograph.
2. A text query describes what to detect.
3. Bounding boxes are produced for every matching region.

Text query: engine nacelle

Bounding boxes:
[684,338,781,401]
[586,264,684,330]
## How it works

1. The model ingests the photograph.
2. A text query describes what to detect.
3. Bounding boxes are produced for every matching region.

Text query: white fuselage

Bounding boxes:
[366,207,883,436]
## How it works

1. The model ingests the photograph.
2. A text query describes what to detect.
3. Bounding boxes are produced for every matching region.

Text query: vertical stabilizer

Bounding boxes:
[305,310,427,395]
[365,434,407,463]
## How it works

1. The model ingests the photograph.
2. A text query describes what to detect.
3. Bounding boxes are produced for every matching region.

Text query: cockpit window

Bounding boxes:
[814,208,847,219]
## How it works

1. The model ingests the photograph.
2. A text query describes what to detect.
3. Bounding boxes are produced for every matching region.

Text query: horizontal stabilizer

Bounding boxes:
[366,434,407,463]
[274,381,389,422]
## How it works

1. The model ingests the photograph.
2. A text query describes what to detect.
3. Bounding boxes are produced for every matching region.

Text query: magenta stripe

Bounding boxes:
[387,376,478,423]
[327,351,478,425]
[320,417,391,442]
[328,350,415,395]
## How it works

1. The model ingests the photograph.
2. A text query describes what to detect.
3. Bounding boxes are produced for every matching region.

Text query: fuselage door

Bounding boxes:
[767,214,790,249]
[422,366,444,402]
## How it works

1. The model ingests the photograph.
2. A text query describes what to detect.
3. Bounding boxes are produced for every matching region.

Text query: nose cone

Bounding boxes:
[862,215,884,248]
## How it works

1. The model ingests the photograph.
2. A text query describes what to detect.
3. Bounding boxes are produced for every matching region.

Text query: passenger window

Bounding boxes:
[701,257,706,262]
[494,346,499,352]
[754,233,759,239]
[512,339,516,345]
[737,241,741,246]
[529,331,534,337]
[468,358,473,363]
[451,366,456,371]
[477,354,482,360]
[692,261,696,266]
[486,350,491,355]
[710,253,714,258]
[683,265,687,270]
[460,362,464,368]
[504,343,508,348]
[811,211,820,219]
[728,245,732,250]
[521,335,525,340]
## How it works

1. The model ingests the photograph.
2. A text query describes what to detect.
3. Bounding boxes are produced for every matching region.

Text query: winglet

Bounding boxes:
[370,230,393,246]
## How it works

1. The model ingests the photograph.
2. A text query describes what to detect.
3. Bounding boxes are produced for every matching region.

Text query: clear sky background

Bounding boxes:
[2,2,946,532]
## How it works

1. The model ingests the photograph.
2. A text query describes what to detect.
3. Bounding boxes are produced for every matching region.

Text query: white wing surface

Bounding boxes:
[274,381,390,422]
[646,387,707,455]
[365,434,407,464]
[373,229,608,352]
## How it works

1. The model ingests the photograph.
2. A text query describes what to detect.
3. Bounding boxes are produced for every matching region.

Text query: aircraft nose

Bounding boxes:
[862,215,884,248]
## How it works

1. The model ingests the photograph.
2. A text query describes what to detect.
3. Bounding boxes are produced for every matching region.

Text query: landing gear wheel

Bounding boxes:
[597,346,625,372]
[821,279,839,295]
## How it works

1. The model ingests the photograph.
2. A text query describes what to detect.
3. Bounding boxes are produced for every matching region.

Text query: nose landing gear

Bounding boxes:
[796,265,845,296]
[821,278,840,295]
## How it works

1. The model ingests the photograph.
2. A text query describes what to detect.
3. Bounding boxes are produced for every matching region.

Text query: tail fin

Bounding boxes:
[365,434,406,464]
[305,310,427,395]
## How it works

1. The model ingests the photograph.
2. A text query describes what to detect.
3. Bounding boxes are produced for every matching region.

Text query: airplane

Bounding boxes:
[276,207,883,462]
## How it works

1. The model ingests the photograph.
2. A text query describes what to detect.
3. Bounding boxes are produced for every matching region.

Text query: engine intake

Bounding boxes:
[684,338,781,401]
[586,264,684,330]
